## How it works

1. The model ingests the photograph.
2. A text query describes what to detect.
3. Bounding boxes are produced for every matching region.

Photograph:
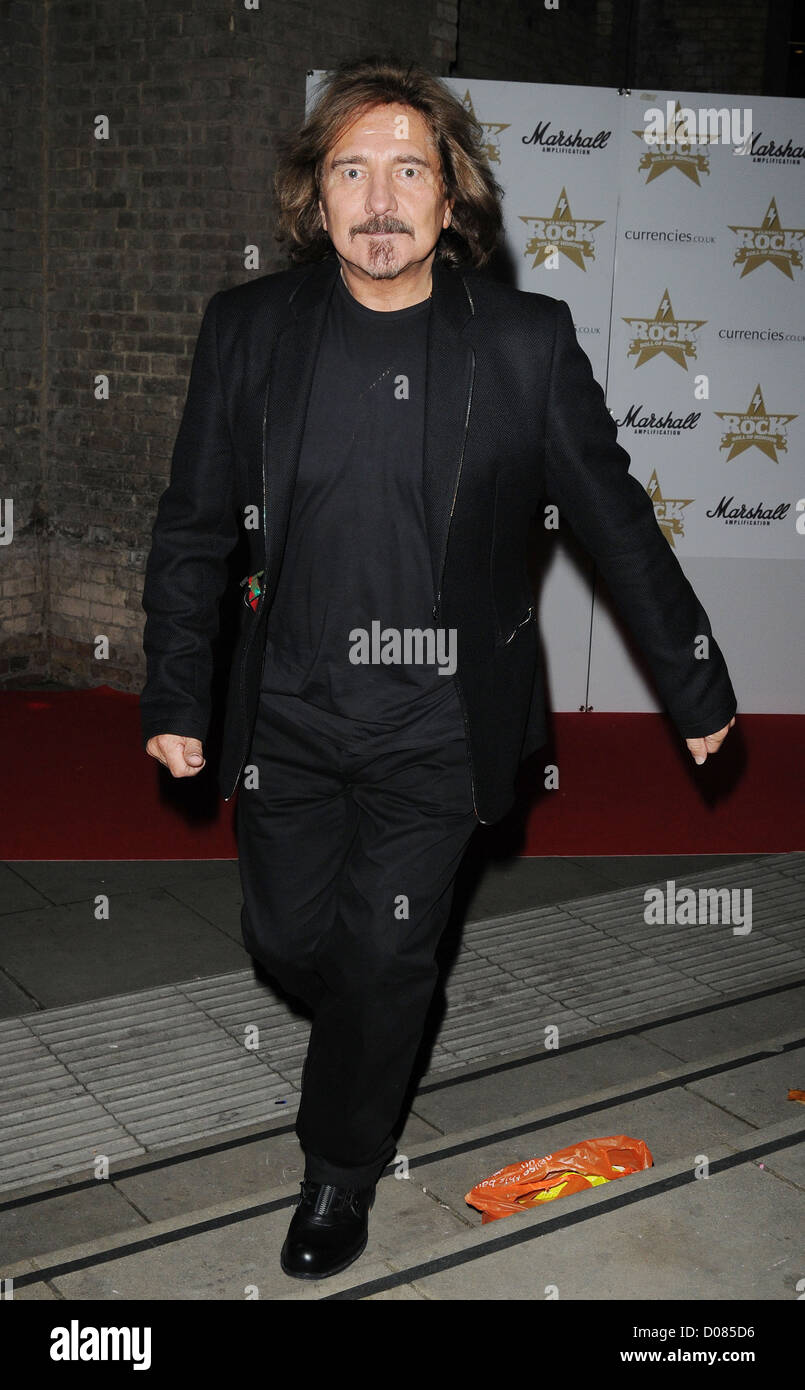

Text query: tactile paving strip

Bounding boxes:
[1,856,802,1191]
[0,1019,144,1190]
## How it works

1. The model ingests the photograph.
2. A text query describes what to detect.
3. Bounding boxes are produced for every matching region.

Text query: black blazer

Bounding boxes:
[140,254,737,823]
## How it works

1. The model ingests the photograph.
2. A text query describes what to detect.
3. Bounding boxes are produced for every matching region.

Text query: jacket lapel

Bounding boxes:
[261,257,339,598]
[423,260,476,600]
[260,253,476,605]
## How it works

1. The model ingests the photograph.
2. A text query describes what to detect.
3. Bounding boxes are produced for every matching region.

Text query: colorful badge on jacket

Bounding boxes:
[241,571,264,612]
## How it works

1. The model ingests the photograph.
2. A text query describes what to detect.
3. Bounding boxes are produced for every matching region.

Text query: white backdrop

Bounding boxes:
[306,73,805,715]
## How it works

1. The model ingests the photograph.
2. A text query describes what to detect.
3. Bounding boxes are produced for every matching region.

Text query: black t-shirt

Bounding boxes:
[261,271,461,726]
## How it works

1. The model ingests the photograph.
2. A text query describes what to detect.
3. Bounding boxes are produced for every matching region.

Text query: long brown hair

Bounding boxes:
[274,55,503,268]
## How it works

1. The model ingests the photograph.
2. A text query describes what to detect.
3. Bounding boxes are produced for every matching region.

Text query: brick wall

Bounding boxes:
[456,0,772,94]
[2,0,775,694]
[631,0,770,96]
[455,0,629,87]
[2,0,48,682]
[1,0,451,694]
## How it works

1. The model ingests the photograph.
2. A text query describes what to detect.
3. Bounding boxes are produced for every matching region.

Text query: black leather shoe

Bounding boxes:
[280,1179,375,1280]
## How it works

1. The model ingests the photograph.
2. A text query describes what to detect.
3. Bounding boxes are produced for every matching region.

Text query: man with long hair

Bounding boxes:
[141,56,736,1280]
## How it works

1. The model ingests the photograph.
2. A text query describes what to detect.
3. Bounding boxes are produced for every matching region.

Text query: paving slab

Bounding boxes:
[115,1131,306,1224]
[0,1182,146,1264]
[641,984,805,1062]
[0,970,37,1020]
[756,1138,805,1189]
[6,1281,61,1299]
[398,1109,443,1142]
[0,1259,61,1301]
[7,860,238,906]
[459,855,618,919]
[686,1045,805,1129]
[568,853,766,891]
[0,864,51,914]
[0,890,249,1006]
[163,872,244,943]
[410,1031,693,1134]
[362,1282,429,1300]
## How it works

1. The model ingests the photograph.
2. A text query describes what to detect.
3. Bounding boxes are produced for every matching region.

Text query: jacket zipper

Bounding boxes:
[432,351,481,821]
[224,378,271,802]
[504,605,535,643]
[432,351,475,619]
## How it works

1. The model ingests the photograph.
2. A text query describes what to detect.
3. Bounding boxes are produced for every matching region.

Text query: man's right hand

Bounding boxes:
[146,734,206,778]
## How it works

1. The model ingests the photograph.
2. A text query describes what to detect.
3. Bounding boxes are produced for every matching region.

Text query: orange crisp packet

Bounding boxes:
[465,1134,654,1222]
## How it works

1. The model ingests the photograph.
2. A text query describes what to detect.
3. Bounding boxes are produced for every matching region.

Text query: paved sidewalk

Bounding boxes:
[1,854,802,1189]
[3,1002,803,1300]
[0,851,765,1012]
[0,851,802,1300]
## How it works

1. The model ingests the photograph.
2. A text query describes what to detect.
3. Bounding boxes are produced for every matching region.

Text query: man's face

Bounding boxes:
[317,103,453,280]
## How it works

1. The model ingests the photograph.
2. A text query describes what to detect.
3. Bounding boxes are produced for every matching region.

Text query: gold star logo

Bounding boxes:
[728,197,805,279]
[462,90,510,165]
[634,100,711,185]
[623,290,706,370]
[714,384,797,462]
[519,188,604,270]
[646,469,693,548]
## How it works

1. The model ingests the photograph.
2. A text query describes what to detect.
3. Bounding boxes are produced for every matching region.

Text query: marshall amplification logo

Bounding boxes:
[614,404,701,436]
[461,91,509,165]
[746,130,805,165]
[705,496,791,526]
[519,187,604,270]
[645,469,693,548]
[728,197,804,279]
[521,119,612,155]
[714,385,797,463]
[634,100,711,184]
[623,290,706,369]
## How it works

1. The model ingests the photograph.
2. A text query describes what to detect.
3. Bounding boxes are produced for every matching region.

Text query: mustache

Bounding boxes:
[350,216,414,238]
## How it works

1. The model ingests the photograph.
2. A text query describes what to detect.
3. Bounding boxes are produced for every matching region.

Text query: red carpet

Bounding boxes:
[1,685,802,859]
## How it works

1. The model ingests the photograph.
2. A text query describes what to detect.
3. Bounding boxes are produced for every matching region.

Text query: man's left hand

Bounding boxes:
[686,716,736,766]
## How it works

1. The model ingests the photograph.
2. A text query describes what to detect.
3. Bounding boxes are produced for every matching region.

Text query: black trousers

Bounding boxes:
[235,683,478,1189]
